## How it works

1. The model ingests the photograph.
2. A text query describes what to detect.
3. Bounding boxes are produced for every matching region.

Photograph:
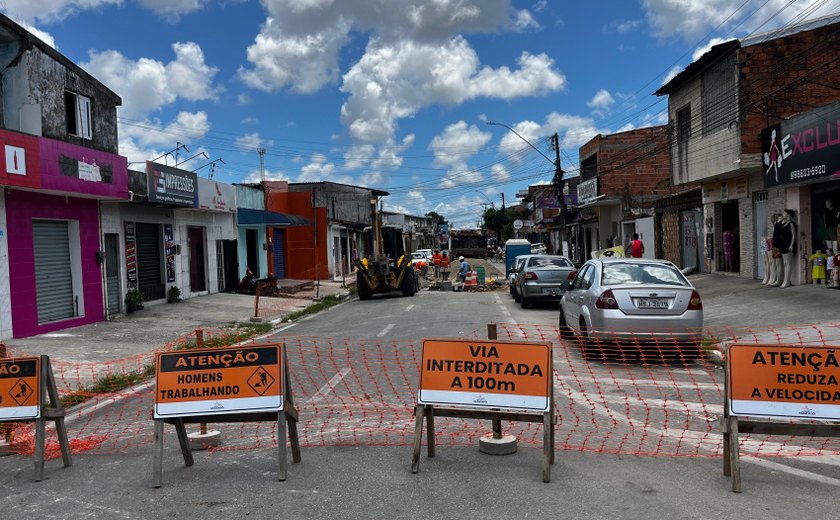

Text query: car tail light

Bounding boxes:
[567,271,577,281]
[524,272,539,280]
[595,289,619,309]
[688,290,703,310]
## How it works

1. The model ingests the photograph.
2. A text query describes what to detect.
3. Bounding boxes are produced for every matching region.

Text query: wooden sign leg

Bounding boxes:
[542,411,552,483]
[44,358,71,468]
[727,416,742,493]
[153,419,164,488]
[425,405,436,458]
[722,417,731,477]
[173,419,194,467]
[278,411,288,481]
[34,417,46,482]
[411,404,425,473]
[287,409,302,464]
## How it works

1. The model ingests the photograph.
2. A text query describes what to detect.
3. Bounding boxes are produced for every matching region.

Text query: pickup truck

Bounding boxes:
[512,254,576,309]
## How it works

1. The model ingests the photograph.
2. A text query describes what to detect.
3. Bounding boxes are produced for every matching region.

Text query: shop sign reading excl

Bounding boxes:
[418,339,551,412]
[762,101,840,188]
[728,344,840,420]
[0,357,40,420]
[154,344,282,418]
[147,161,197,207]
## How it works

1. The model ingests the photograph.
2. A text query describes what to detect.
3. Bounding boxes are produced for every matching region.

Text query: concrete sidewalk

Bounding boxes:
[4,280,351,364]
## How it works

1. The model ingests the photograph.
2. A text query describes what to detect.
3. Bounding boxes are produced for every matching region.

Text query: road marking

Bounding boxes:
[796,455,840,468]
[307,367,352,403]
[743,456,840,488]
[377,323,396,337]
[405,304,415,312]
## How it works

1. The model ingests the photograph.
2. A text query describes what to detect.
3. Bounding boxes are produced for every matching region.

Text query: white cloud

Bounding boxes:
[234,133,274,152]
[604,19,642,33]
[692,37,731,61]
[643,0,840,40]
[241,168,290,184]
[341,37,564,144]
[240,1,564,173]
[139,0,205,19]
[237,93,252,105]
[81,42,219,119]
[661,65,683,86]
[533,1,548,13]
[430,120,492,188]
[497,113,602,160]
[119,111,210,165]
[241,117,258,125]
[297,153,354,184]
[513,9,539,31]
[19,22,56,48]
[0,0,121,24]
[587,89,615,116]
[491,164,510,182]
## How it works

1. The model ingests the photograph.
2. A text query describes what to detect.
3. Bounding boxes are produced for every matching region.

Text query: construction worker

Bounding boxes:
[432,250,442,279]
[458,256,470,283]
[440,252,450,279]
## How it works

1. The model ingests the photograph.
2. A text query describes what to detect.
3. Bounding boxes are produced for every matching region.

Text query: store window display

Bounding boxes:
[809,249,828,285]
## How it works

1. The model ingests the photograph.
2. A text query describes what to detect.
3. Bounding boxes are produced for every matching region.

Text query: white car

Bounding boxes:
[530,243,547,255]
[415,249,433,262]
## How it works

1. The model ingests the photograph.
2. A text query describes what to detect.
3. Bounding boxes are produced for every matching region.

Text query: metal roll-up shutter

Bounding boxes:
[33,220,75,323]
[136,223,165,301]
[272,228,285,279]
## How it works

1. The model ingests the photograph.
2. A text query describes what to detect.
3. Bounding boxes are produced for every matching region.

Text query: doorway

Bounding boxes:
[245,229,260,277]
[721,201,740,272]
[754,191,768,280]
[188,227,206,292]
[104,233,121,315]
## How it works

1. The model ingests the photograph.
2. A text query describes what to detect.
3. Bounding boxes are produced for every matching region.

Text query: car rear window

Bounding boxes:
[601,263,688,286]
[529,257,572,268]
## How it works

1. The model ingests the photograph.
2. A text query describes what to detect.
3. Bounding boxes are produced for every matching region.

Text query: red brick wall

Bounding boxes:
[739,22,840,154]
[579,126,672,198]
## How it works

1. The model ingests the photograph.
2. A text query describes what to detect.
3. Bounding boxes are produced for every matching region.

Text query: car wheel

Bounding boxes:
[520,295,530,309]
[513,289,521,303]
[558,307,573,339]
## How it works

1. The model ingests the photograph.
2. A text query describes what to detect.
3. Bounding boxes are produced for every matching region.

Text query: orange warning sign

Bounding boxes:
[418,339,551,412]
[154,344,282,418]
[728,344,840,420]
[0,357,40,420]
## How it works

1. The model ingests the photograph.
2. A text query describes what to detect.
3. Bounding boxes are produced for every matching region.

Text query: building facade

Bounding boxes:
[655,15,839,283]
[0,15,129,339]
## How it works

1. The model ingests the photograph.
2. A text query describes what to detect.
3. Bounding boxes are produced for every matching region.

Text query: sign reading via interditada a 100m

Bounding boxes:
[728,344,840,420]
[418,339,551,412]
[154,344,282,419]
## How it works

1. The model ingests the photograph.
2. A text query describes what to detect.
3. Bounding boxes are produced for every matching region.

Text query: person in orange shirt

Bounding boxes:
[440,252,450,279]
[432,250,442,279]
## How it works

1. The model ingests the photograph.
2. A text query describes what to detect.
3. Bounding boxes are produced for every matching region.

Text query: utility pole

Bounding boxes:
[550,132,567,257]
[500,192,505,210]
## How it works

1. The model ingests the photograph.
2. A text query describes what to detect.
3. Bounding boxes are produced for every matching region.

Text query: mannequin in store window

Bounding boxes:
[825,199,839,254]
[768,213,784,286]
[761,230,773,285]
[776,209,797,288]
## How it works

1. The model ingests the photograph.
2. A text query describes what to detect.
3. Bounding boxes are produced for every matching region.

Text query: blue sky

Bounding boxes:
[3,0,837,227]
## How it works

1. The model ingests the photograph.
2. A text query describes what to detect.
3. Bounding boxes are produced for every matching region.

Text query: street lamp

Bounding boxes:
[486,119,567,256]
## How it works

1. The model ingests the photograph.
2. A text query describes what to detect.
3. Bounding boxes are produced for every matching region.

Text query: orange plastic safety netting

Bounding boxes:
[3,322,840,459]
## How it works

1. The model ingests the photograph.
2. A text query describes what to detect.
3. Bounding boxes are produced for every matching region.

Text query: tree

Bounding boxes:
[425,211,446,228]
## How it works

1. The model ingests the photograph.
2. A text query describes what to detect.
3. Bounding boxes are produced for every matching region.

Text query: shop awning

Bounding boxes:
[237,208,310,227]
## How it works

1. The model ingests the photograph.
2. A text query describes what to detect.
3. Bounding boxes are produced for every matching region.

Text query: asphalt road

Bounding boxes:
[2,288,840,519]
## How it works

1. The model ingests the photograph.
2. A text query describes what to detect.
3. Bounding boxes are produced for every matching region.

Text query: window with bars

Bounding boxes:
[676,105,691,143]
[701,59,737,136]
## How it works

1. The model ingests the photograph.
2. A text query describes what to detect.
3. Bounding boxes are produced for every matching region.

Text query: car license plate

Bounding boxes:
[637,298,668,309]
[542,288,560,296]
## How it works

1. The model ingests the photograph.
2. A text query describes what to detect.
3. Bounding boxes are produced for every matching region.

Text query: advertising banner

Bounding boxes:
[124,221,137,289]
[762,102,840,188]
[147,161,197,207]
[197,178,236,212]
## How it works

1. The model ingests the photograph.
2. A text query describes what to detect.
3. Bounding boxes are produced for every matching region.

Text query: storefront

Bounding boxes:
[2,131,128,338]
[762,101,840,286]
[701,176,750,274]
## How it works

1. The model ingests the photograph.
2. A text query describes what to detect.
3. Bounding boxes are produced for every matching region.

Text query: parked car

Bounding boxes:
[513,255,576,308]
[410,252,427,266]
[415,249,433,262]
[559,258,703,351]
[508,255,526,297]
[530,242,547,255]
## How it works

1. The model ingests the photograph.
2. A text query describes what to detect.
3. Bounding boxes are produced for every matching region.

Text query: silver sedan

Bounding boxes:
[559,258,703,350]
